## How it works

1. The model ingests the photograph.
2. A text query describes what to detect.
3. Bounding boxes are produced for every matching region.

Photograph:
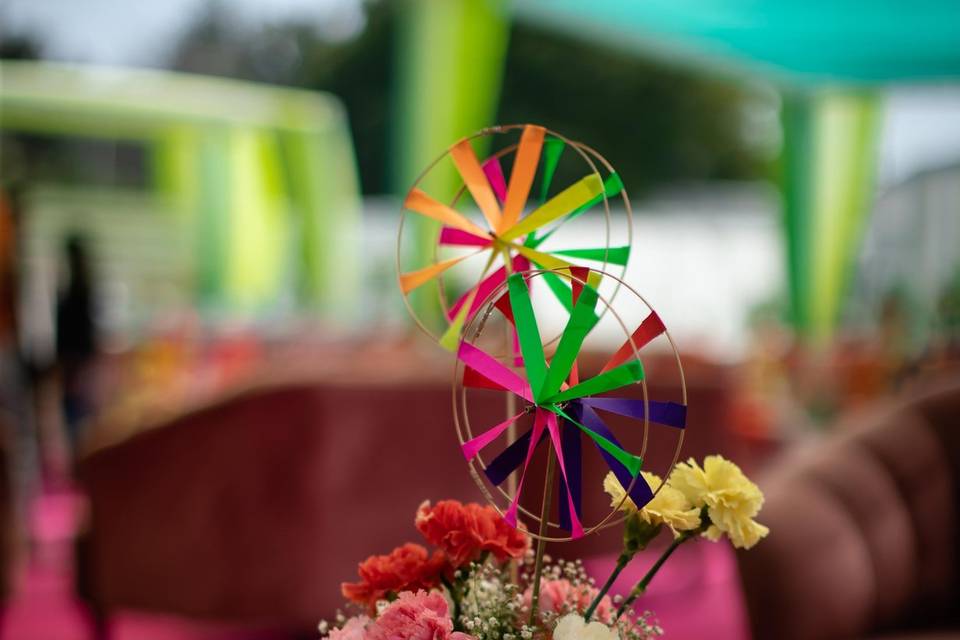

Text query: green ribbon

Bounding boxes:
[549,404,642,477]
[507,272,548,401]
[553,245,631,266]
[538,136,566,203]
[541,270,575,312]
[530,172,624,248]
[544,360,644,404]
[538,282,600,399]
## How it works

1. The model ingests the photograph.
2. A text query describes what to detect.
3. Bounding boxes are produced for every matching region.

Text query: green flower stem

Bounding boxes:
[440,574,462,627]
[584,551,631,622]
[615,532,693,620]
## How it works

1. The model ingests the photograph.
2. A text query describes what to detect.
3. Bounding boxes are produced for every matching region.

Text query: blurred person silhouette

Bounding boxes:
[1,186,30,573]
[55,233,99,450]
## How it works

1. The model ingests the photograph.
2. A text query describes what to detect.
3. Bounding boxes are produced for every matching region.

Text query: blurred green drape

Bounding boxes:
[392,0,511,322]
[782,91,880,340]
[510,0,959,337]
[0,61,360,318]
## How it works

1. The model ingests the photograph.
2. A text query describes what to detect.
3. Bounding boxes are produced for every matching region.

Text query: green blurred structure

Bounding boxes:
[5,1,958,338]
[0,60,360,317]
[515,0,959,339]
[395,0,960,339]
[392,0,510,324]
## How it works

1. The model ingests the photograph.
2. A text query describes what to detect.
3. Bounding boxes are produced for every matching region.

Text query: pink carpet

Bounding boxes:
[1,487,292,640]
[583,540,751,639]
[3,487,749,638]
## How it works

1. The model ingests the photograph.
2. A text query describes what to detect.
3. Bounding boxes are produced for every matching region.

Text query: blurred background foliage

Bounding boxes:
[3,0,959,428]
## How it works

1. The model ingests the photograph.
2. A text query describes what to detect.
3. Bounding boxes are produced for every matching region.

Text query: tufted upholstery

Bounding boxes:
[737,378,960,639]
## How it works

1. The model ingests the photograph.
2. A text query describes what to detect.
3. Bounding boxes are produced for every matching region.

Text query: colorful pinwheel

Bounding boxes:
[397,124,632,350]
[453,269,687,541]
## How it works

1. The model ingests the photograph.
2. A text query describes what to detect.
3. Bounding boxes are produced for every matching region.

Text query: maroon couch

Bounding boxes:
[76,379,495,632]
[0,411,13,606]
[75,348,737,634]
[737,377,960,639]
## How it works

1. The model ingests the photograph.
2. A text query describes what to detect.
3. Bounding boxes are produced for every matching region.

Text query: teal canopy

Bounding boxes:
[394,0,959,339]
[507,1,959,340]
[515,0,960,84]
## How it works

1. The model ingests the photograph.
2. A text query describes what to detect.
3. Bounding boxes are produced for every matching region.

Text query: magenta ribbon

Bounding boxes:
[482,155,508,203]
[447,255,530,321]
[461,411,526,461]
[439,226,492,247]
[503,408,546,528]
[457,342,533,402]
[543,410,584,537]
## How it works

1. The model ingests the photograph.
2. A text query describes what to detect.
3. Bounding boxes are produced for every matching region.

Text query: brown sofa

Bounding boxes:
[737,377,960,639]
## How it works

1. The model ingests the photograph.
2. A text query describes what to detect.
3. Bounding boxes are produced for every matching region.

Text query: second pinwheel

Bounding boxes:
[453,268,687,541]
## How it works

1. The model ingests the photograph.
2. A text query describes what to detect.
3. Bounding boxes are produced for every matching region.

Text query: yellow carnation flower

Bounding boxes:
[668,455,769,549]
[604,471,702,535]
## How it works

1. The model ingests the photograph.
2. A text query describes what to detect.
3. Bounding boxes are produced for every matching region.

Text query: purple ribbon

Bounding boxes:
[557,405,583,531]
[579,404,654,509]
[480,396,672,532]
[581,397,687,429]
[484,425,547,487]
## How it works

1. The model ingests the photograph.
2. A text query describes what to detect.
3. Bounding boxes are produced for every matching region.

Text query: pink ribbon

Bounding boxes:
[457,342,533,402]
[504,408,547,528]
[482,156,508,203]
[447,255,530,321]
[543,411,584,538]
[461,411,525,461]
[439,226,491,247]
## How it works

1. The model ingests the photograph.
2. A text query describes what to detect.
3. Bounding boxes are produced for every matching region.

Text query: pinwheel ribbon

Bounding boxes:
[458,272,686,538]
[401,125,631,350]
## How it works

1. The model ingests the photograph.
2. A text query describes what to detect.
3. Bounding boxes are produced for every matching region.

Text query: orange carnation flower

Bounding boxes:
[341,543,446,610]
[415,500,530,568]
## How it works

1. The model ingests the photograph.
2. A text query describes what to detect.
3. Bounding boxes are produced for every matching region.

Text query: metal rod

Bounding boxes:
[502,248,519,499]
[505,384,518,496]
[528,447,556,626]
[502,248,520,583]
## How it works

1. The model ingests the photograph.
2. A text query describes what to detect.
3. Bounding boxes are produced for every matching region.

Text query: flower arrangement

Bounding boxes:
[321,455,767,639]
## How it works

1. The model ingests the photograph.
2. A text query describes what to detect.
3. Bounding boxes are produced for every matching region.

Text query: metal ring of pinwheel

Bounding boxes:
[452,268,687,542]
[397,124,633,352]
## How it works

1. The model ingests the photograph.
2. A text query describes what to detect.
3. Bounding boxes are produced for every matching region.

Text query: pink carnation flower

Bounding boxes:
[367,590,474,640]
[522,579,614,624]
[330,615,371,640]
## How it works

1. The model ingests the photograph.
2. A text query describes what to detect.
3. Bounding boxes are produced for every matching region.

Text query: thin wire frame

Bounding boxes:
[452,268,687,542]
[396,124,632,349]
